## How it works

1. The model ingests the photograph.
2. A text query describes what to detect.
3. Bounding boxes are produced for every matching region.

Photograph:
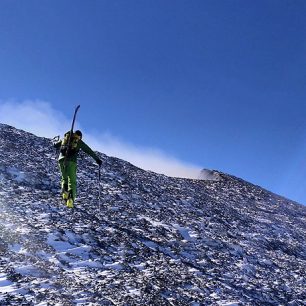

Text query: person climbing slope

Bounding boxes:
[54,130,102,208]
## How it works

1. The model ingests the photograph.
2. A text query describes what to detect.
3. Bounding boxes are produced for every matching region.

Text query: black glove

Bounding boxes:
[96,159,102,167]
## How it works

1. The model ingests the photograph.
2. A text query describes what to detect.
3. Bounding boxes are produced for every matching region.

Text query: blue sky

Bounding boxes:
[1,0,306,204]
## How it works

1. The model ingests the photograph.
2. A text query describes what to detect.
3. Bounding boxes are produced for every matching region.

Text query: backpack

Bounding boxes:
[60,131,81,157]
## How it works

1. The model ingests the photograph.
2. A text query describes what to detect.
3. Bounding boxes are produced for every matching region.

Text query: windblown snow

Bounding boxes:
[0,123,305,305]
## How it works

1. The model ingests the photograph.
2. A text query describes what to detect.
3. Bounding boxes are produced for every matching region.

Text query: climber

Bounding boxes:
[53,130,102,208]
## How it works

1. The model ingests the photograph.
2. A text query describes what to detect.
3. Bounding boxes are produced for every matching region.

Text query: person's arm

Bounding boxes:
[79,140,102,165]
[53,140,62,149]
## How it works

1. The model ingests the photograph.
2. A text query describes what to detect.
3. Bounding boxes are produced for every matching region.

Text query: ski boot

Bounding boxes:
[66,198,74,208]
[62,191,69,201]
[66,192,74,208]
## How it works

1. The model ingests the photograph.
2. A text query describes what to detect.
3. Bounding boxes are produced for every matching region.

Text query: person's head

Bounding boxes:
[75,130,82,139]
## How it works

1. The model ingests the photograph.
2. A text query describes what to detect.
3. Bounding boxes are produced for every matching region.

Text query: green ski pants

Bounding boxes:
[59,160,77,200]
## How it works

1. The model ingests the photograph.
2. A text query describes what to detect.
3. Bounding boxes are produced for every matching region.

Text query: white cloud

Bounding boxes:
[0,100,202,179]
[84,132,201,178]
[0,100,71,137]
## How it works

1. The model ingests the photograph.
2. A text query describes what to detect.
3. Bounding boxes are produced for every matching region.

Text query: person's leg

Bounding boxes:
[66,161,77,207]
[59,160,68,199]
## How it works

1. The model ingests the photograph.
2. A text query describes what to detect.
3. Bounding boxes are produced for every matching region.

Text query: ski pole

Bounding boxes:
[98,164,101,210]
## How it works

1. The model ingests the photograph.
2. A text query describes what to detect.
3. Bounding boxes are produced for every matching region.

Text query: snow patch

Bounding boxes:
[173,224,194,241]
[15,265,44,277]
[47,233,74,252]
[104,262,124,270]
[7,167,26,182]
[218,302,240,306]
[0,274,14,293]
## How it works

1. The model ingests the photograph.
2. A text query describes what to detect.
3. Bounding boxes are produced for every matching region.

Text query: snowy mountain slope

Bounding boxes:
[0,123,305,306]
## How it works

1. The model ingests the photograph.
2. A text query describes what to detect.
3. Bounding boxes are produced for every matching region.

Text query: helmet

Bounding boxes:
[75,130,82,139]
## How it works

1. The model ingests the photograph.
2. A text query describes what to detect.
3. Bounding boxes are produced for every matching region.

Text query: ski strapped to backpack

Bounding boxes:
[63,105,80,167]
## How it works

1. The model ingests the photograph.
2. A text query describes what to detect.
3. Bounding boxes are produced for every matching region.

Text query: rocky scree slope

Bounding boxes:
[0,123,305,306]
